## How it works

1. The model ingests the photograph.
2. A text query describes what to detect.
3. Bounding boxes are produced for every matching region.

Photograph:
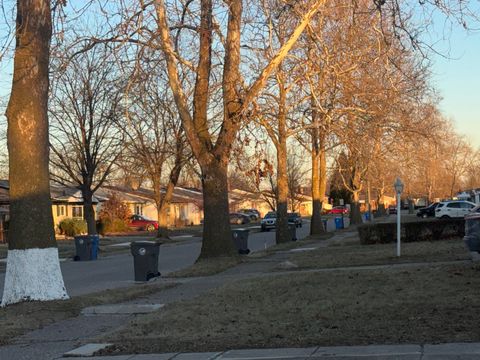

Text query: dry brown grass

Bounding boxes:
[166,257,244,278]
[285,238,470,270]
[100,261,480,354]
[0,281,176,345]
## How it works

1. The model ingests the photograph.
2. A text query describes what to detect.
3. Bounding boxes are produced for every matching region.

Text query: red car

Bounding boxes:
[329,206,349,215]
[128,215,158,232]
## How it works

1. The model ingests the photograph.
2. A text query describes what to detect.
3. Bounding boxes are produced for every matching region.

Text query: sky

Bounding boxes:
[0,5,479,149]
[430,27,480,148]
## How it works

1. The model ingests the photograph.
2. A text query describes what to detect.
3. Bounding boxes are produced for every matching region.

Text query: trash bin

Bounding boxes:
[288,223,297,241]
[74,235,99,261]
[322,219,328,231]
[364,212,371,221]
[232,229,250,254]
[464,214,480,253]
[130,241,161,281]
[334,217,344,230]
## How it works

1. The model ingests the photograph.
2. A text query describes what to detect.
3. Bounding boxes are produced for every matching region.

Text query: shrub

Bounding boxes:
[98,218,130,234]
[58,218,87,237]
[98,193,132,234]
[358,218,465,245]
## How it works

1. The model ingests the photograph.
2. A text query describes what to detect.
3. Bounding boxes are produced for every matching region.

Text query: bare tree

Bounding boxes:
[287,151,309,212]
[119,59,191,239]
[49,46,123,234]
[2,0,68,305]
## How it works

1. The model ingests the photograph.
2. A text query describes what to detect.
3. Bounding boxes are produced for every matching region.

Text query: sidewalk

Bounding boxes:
[71,342,480,359]
[0,229,476,359]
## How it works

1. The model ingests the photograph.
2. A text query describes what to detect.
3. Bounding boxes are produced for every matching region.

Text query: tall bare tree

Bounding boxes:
[120,60,191,239]
[2,0,68,306]
[49,46,123,234]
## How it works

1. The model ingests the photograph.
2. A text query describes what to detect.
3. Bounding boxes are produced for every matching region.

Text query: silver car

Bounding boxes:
[260,211,276,231]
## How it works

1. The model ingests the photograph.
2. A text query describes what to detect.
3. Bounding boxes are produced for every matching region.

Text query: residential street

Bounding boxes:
[0,220,318,298]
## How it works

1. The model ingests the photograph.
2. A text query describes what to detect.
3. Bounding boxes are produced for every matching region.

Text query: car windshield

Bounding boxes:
[264,212,276,219]
[288,213,299,218]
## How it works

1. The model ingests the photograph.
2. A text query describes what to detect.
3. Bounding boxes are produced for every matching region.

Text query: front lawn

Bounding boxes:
[99,261,480,354]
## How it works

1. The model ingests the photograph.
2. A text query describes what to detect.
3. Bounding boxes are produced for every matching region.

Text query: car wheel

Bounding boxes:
[261,226,266,232]
[146,224,155,232]
[440,215,450,219]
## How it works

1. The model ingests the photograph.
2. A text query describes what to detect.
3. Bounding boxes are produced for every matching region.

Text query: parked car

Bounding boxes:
[128,215,158,232]
[416,202,439,218]
[261,211,277,231]
[287,212,302,228]
[387,205,397,215]
[229,212,251,225]
[435,200,476,219]
[329,206,349,215]
[239,209,260,221]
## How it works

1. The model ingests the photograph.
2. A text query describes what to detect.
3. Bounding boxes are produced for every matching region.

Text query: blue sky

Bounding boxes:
[0,6,479,149]
[428,17,480,148]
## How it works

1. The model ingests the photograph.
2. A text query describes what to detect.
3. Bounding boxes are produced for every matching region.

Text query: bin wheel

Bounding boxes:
[73,255,80,261]
[238,249,250,255]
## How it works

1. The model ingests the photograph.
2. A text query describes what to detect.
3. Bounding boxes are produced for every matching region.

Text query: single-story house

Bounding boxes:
[98,185,204,227]
[229,188,314,217]
[0,180,101,235]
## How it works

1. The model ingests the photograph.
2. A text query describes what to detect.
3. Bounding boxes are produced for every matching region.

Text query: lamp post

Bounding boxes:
[394,177,404,257]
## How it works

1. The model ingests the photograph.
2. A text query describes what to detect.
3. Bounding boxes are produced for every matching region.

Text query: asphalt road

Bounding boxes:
[0,216,352,298]
[0,220,328,299]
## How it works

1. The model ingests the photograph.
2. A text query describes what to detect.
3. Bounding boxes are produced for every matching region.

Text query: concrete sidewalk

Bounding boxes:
[71,342,480,359]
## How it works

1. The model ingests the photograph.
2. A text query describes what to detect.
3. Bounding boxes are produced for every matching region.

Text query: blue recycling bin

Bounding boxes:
[74,235,99,261]
[364,212,371,221]
[334,217,344,230]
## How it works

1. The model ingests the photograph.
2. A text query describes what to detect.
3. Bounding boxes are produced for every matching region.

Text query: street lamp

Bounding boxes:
[394,177,404,257]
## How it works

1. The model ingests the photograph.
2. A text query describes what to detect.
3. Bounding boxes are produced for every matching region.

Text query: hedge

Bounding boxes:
[358,218,465,245]
[58,218,88,237]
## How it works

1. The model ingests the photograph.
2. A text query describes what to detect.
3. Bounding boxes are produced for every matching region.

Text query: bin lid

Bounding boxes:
[130,241,161,247]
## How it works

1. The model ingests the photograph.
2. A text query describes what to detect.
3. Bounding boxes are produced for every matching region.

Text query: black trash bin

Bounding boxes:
[288,223,297,241]
[464,214,480,253]
[130,241,161,281]
[74,235,99,261]
[232,229,250,254]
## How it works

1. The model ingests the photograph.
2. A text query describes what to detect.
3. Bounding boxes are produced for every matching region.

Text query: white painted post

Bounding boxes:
[397,192,401,257]
[394,178,404,258]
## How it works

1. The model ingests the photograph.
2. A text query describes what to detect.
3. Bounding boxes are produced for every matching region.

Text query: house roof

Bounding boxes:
[0,180,100,204]
[229,188,313,205]
[100,185,203,205]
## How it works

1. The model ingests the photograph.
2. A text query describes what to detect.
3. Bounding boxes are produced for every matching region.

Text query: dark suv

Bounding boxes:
[416,202,439,218]
[288,212,302,228]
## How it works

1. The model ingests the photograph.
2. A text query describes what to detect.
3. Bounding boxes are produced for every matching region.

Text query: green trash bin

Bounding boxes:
[130,241,161,281]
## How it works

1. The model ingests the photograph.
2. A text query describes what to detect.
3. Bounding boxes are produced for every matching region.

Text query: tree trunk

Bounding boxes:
[276,135,289,244]
[199,159,237,258]
[310,128,327,235]
[350,191,363,225]
[157,204,170,239]
[82,189,97,235]
[2,0,68,305]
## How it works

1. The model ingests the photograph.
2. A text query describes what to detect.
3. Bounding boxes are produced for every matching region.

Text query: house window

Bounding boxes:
[135,205,143,215]
[56,205,65,217]
[72,206,83,219]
